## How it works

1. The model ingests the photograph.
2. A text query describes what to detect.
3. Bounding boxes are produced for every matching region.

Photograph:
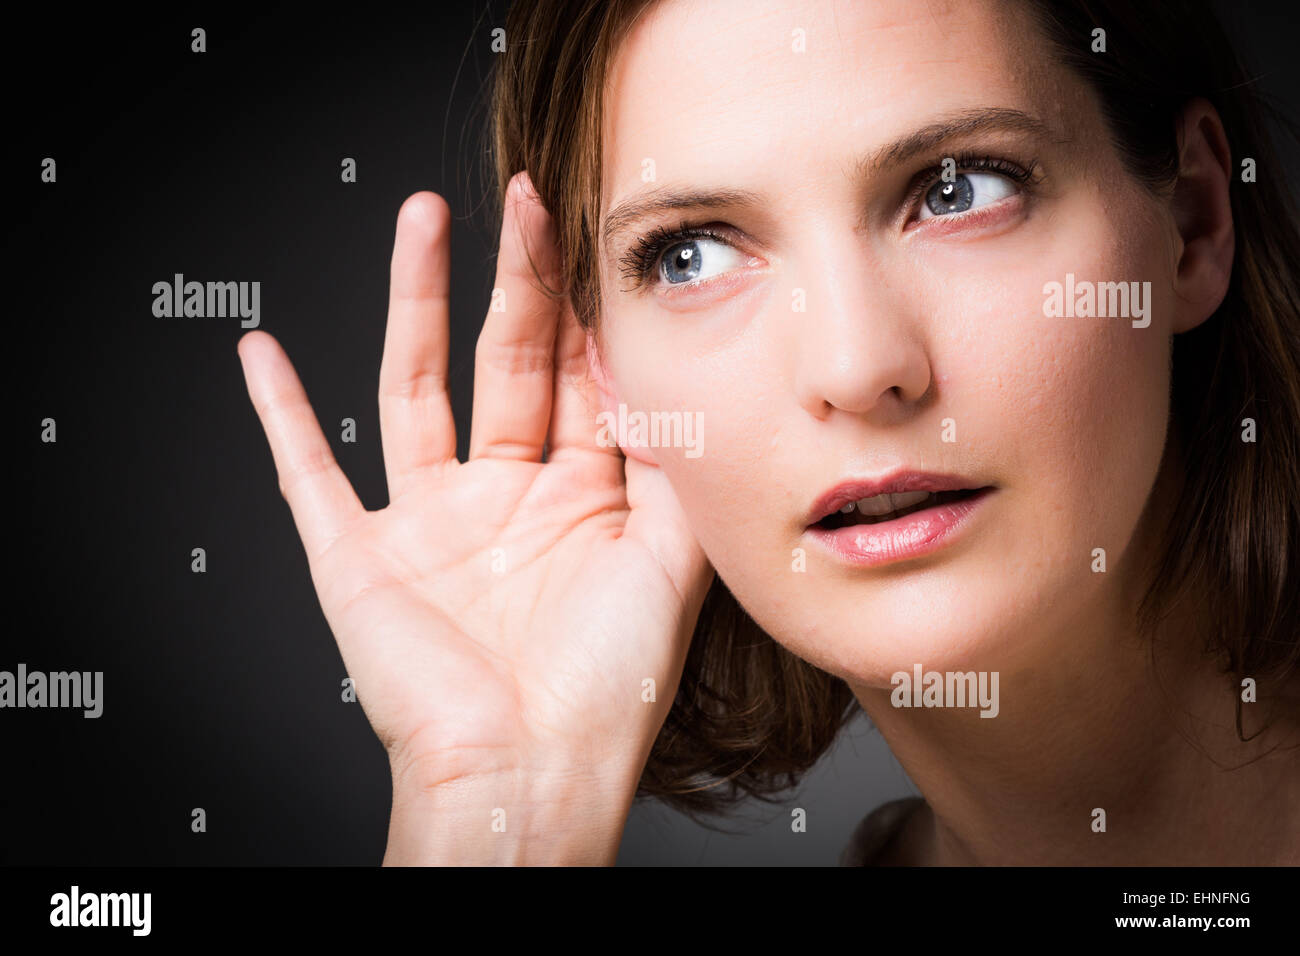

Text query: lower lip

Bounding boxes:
[805,488,994,567]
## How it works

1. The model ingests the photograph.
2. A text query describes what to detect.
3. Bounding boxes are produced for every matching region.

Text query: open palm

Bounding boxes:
[237,176,713,827]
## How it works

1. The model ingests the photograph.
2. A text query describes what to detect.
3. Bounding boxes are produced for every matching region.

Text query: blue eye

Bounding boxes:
[662,241,702,283]
[659,237,745,285]
[919,171,1016,220]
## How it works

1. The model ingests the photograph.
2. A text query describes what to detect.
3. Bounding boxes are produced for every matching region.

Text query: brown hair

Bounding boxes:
[485,0,1300,819]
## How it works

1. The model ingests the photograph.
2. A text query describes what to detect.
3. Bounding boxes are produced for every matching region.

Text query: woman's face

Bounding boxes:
[592,0,1184,684]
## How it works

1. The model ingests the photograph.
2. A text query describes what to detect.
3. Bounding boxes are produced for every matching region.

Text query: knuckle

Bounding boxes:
[277,449,336,497]
[475,332,555,376]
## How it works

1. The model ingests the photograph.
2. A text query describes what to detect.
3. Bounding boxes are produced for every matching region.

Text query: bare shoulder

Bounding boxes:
[839,796,928,866]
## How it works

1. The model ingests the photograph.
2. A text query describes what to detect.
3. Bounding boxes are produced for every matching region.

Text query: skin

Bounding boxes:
[238,0,1299,864]
[238,174,713,864]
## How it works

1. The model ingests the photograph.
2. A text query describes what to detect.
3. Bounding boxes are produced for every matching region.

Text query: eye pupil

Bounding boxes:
[926,175,975,215]
[662,240,703,283]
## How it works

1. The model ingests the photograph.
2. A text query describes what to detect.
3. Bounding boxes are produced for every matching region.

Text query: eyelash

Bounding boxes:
[618,221,731,286]
[618,152,1040,289]
[903,151,1039,215]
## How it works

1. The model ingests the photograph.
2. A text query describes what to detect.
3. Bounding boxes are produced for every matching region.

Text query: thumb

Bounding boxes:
[622,456,714,602]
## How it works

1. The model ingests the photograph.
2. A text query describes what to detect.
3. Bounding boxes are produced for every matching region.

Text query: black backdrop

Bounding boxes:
[8,2,1299,866]
[10,4,510,865]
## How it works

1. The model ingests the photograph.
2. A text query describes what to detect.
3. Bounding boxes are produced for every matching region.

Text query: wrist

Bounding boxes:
[383,759,639,866]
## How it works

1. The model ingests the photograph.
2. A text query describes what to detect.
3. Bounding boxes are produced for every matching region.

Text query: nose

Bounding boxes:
[790,235,934,421]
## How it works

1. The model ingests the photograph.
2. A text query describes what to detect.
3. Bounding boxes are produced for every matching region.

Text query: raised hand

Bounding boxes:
[237,173,714,864]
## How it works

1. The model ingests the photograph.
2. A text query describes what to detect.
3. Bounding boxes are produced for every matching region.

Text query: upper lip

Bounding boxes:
[805,471,988,526]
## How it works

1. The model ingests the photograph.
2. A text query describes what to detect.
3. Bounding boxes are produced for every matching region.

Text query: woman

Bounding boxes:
[236,0,1300,864]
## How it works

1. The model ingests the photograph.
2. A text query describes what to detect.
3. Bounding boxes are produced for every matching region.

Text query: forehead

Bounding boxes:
[601,0,1069,215]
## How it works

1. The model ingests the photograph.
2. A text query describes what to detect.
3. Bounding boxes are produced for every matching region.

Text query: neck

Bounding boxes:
[856,620,1299,864]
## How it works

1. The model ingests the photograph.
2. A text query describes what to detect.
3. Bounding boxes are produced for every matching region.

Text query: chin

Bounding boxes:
[764,558,1092,690]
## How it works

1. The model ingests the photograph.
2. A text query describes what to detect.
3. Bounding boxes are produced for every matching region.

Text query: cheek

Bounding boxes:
[931,202,1174,581]
[638,350,784,564]
[604,294,794,571]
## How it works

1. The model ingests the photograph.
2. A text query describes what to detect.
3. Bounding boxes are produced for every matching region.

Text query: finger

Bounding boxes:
[468,171,563,461]
[238,331,365,558]
[378,192,458,501]
[546,298,623,462]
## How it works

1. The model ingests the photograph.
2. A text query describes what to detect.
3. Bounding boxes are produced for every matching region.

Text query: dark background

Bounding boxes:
[7,2,1298,865]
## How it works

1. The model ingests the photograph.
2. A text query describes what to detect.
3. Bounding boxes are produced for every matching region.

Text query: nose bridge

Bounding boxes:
[788,225,932,417]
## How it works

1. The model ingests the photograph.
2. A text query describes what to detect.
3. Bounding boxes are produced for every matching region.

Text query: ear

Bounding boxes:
[1168,97,1235,334]
[585,331,657,465]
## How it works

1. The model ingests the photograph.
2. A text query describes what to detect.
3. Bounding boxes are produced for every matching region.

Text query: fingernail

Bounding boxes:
[511,170,539,203]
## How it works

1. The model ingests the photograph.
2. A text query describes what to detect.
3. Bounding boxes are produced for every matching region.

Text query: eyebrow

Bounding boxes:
[600,107,1052,254]
[857,107,1052,176]
[601,186,763,256]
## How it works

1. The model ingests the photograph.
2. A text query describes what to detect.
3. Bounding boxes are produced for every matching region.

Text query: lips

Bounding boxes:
[804,471,994,567]
[806,472,990,528]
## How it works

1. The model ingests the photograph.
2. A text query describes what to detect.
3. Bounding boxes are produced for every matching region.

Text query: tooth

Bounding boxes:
[839,503,856,514]
[855,491,934,516]
[889,491,932,511]
[855,493,895,516]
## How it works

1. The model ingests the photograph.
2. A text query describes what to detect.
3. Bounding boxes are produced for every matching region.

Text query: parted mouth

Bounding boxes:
[805,473,992,529]
[811,489,986,529]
